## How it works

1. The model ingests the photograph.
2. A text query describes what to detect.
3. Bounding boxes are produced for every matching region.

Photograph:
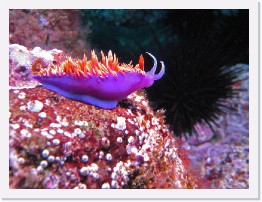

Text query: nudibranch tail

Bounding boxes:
[146,52,165,81]
[33,50,165,109]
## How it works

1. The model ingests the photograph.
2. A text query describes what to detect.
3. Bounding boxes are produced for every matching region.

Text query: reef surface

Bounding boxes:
[9,44,204,189]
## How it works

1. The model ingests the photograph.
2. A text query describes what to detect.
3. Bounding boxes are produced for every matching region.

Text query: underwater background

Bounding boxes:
[9,9,249,189]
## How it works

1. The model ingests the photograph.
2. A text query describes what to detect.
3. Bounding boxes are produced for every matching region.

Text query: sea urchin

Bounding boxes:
[146,10,248,138]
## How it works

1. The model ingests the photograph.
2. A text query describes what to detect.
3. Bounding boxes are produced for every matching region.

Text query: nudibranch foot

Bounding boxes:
[33,50,165,109]
[36,80,118,109]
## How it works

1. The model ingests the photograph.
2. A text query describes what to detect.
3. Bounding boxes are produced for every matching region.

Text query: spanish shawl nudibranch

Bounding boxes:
[33,50,165,109]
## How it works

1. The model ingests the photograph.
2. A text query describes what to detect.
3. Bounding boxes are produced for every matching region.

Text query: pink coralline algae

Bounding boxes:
[9,10,90,58]
[9,44,202,189]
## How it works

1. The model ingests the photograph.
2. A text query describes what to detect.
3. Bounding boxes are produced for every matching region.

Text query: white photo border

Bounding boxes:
[1,0,259,199]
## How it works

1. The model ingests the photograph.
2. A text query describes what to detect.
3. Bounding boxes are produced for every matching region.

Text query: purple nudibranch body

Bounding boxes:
[33,50,165,109]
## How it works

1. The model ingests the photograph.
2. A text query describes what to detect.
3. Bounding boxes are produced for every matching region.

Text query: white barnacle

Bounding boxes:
[81,155,89,163]
[106,153,112,161]
[101,182,110,189]
[128,136,135,144]
[18,92,26,99]
[47,155,55,163]
[42,149,49,158]
[115,117,126,131]
[90,163,99,172]
[52,139,60,146]
[36,165,43,173]
[38,112,47,118]
[117,137,123,143]
[40,160,48,168]
[111,180,119,189]
[79,167,89,176]
[74,128,82,135]
[20,129,31,139]
[26,100,43,112]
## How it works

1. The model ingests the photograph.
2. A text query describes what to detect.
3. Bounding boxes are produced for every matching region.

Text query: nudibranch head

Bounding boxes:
[33,50,165,109]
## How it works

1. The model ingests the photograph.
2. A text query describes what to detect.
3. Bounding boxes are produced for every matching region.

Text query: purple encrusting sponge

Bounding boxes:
[33,50,165,109]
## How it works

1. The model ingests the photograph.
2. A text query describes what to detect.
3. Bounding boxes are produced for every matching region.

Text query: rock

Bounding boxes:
[9,45,202,188]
